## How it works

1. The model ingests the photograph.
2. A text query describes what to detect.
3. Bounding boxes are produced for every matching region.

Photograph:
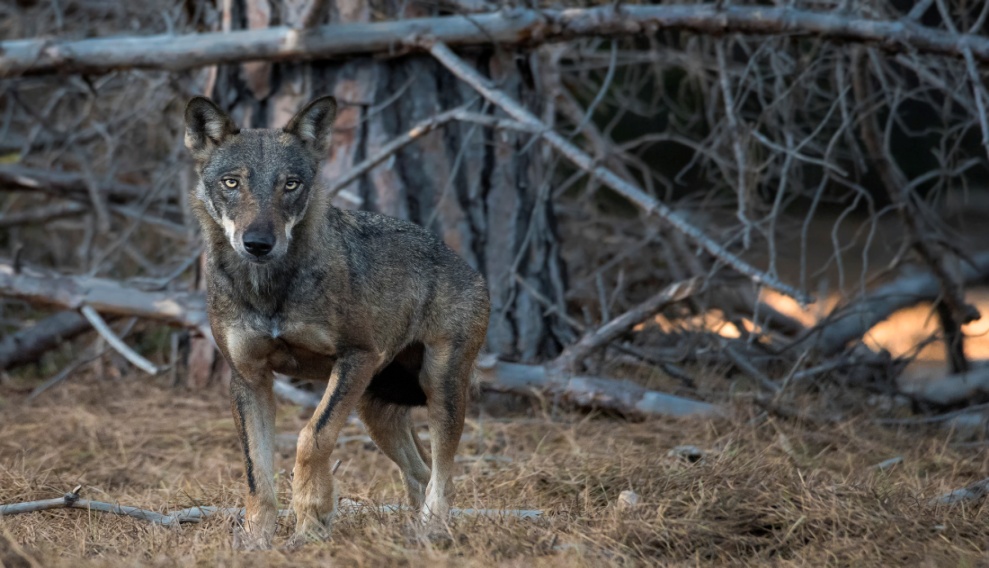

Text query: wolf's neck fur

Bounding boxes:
[194,188,337,313]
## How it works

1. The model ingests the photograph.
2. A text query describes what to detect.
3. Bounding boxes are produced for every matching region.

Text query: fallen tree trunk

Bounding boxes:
[0,311,91,371]
[812,252,989,355]
[478,358,720,419]
[0,260,715,419]
[0,261,209,334]
[2,5,989,77]
[899,365,989,408]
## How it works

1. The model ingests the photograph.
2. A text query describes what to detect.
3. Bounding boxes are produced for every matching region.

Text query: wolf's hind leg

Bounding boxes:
[358,396,431,509]
[291,351,378,541]
[419,338,476,524]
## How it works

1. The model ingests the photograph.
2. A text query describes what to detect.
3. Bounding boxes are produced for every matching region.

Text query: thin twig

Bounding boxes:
[427,41,809,304]
[327,106,537,200]
[551,278,701,373]
[80,305,160,375]
[6,5,989,77]
[0,489,543,524]
[715,41,753,249]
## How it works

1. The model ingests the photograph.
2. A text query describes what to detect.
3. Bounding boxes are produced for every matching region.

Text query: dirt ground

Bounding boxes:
[1,374,987,567]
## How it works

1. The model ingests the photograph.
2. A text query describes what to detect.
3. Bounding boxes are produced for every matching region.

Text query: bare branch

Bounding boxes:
[0,203,87,228]
[428,41,809,303]
[930,477,989,506]
[80,305,160,375]
[900,365,989,408]
[849,49,979,372]
[272,375,323,408]
[297,0,329,30]
[715,42,754,248]
[0,260,716,418]
[0,261,209,332]
[4,6,989,77]
[0,489,542,524]
[551,278,701,373]
[0,165,146,203]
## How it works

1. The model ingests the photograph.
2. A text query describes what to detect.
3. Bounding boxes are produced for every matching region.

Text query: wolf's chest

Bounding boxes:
[220,315,338,380]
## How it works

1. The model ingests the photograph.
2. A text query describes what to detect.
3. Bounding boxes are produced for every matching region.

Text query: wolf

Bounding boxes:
[183,95,491,549]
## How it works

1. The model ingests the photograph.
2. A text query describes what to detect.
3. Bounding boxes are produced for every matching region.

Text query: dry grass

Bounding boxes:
[1,374,988,567]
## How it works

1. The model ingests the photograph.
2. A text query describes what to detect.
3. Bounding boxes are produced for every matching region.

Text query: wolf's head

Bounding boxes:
[184,96,337,264]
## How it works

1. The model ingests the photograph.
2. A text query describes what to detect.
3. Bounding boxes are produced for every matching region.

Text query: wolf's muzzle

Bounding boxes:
[243,230,275,258]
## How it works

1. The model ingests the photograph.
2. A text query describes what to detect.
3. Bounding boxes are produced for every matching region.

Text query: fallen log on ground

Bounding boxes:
[0,259,716,419]
[899,365,989,408]
[0,261,209,334]
[478,357,720,419]
[0,311,91,371]
[811,252,989,355]
[3,5,989,77]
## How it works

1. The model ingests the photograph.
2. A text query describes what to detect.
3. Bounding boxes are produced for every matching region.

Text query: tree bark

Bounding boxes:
[477,359,720,419]
[0,261,209,332]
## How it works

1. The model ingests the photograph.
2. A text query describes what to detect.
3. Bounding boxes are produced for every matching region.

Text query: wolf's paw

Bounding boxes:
[287,515,332,549]
[232,525,273,551]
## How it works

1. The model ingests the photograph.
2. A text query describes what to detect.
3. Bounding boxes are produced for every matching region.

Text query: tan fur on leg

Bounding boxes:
[419,340,474,524]
[230,373,278,549]
[291,351,379,540]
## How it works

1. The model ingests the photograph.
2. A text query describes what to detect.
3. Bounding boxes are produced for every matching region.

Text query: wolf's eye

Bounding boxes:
[285,180,300,192]
[222,178,239,189]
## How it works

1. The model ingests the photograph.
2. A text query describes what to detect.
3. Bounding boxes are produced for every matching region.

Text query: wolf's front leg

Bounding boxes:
[291,351,379,542]
[230,372,278,550]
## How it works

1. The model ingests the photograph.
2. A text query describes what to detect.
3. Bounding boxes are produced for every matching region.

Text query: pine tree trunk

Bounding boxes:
[201,0,571,363]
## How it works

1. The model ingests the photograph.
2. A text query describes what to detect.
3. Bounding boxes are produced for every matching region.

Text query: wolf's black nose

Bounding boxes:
[243,232,274,257]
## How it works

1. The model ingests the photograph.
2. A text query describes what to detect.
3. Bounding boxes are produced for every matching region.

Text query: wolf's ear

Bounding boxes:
[284,96,337,154]
[185,97,238,161]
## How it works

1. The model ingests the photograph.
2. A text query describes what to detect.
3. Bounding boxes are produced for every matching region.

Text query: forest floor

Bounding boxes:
[1,373,988,567]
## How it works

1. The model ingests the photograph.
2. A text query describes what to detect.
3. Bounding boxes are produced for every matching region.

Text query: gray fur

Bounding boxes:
[184,95,490,549]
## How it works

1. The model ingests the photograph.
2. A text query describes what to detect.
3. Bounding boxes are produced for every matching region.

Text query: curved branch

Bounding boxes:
[2,5,989,77]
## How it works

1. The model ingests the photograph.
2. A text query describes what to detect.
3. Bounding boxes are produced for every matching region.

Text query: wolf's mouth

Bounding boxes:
[241,252,273,265]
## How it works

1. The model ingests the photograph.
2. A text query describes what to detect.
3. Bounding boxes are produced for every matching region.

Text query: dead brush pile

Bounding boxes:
[1,374,987,566]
